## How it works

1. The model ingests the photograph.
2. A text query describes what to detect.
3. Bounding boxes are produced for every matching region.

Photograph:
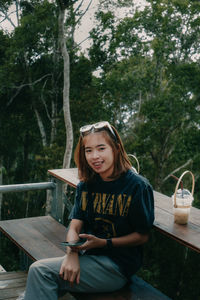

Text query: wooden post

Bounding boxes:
[20,251,33,271]
[51,179,64,223]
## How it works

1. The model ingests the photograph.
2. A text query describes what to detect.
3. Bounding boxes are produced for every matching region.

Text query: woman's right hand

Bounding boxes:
[59,252,80,285]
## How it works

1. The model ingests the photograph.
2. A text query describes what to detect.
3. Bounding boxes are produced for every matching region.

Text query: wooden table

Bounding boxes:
[48,168,200,253]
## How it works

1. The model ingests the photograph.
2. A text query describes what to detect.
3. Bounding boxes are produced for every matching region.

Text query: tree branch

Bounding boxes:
[40,79,52,122]
[7,74,52,107]
[0,10,16,28]
[162,159,193,184]
[75,35,90,48]
[75,0,93,25]
[15,0,21,26]
[74,0,84,14]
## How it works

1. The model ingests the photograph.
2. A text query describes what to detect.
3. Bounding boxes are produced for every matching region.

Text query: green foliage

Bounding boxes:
[139,231,200,299]
[0,236,20,271]
[1,0,200,296]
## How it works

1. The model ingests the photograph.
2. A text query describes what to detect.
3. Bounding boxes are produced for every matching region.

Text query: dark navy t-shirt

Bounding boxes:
[70,169,154,278]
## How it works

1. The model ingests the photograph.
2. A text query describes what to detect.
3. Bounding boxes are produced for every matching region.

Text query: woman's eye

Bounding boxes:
[99,147,105,151]
[85,149,91,153]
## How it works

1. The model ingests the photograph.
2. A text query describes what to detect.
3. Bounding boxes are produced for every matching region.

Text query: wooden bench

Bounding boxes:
[0,215,171,300]
[2,167,200,299]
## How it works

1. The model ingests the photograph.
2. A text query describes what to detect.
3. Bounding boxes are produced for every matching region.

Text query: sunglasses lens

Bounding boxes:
[95,122,115,137]
[93,122,108,129]
[80,125,92,133]
[80,121,116,139]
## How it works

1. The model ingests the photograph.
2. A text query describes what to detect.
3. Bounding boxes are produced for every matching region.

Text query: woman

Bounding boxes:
[23,121,154,300]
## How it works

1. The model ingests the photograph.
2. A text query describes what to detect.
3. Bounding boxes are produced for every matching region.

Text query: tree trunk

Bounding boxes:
[58,7,73,169]
[34,107,48,147]
[57,4,74,221]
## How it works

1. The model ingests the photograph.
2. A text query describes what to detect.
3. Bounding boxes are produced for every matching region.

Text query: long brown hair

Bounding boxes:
[74,124,132,182]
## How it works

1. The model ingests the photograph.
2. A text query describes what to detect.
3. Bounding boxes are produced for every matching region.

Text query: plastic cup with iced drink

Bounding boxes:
[171,171,195,225]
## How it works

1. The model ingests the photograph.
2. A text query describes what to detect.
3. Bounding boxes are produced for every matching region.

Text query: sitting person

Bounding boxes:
[21,121,154,300]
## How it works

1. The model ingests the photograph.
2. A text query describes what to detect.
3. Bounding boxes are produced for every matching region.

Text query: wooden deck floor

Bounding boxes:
[0,271,27,300]
[0,271,76,300]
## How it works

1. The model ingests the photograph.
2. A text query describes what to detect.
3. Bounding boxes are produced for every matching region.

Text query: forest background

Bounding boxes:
[0,0,200,299]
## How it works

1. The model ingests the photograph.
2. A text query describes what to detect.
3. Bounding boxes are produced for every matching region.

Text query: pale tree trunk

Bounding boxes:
[55,3,74,220]
[51,0,93,218]
[50,97,58,147]
[34,107,48,147]
[56,0,93,169]
[58,7,73,169]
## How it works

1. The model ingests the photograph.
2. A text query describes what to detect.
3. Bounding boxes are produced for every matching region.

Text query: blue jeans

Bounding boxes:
[24,255,127,300]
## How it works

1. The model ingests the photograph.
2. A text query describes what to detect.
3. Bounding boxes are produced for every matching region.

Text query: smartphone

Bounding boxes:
[61,238,86,247]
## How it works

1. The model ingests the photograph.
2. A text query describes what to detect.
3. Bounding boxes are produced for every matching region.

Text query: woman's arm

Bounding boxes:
[66,219,83,248]
[77,231,149,251]
[111,231,149,247]
[59,219,83,285]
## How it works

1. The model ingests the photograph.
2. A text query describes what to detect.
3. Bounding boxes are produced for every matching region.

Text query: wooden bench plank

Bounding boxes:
[0,216,66,261]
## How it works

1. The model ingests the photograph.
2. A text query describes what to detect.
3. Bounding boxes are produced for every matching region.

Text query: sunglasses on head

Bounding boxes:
[80,121,116,139]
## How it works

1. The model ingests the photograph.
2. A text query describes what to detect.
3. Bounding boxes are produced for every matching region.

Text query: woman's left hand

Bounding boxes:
[72,233,106,251]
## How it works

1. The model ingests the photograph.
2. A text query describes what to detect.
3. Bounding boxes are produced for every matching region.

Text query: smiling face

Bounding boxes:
[83,132,115,181]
